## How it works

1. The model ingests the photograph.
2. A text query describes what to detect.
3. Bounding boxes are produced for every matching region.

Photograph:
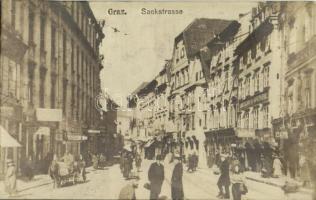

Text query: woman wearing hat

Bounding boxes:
[171,154,184,200]
[5,159,17,196]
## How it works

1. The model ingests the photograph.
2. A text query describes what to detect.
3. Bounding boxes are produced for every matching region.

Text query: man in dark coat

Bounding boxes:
[217,154,230,199]
[148,155,165,200]
[171,154,184,200]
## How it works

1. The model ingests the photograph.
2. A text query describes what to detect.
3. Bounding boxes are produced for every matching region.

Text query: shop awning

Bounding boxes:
[34,127,50,136]
[204,128,235,137]
[0,126,21,147]
[235,128,256,138]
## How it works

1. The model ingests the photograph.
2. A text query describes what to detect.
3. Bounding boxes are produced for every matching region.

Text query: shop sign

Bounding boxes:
[36,108,62,122]
[87,129,101,134]
[67,135,87,141]
[240,91,268,109]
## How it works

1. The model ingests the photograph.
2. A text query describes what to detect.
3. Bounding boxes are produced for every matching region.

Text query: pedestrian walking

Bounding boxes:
[123,152,133,179]
[192,151,198,171]
[217,154,230,199]
[272,154,283,178]
[231,165,247,200]
[49,154,60,188]
[135,152,142,172]
[5,159,17,196]
[92,154,99,169]
[148,154,165,200]
[299,155,310,187]
[187,154,194,172]
[171,154,184,200]
[22,156,34,181]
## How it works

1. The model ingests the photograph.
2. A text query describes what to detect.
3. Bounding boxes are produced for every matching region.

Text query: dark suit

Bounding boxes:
[217,159,230,198]
[171,162,184,200]
[148,162,164,200]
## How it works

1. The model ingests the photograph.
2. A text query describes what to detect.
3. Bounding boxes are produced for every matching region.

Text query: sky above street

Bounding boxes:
[90,1,257,107]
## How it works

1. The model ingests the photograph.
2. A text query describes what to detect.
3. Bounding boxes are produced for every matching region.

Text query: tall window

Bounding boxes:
[28,9,35,43]
[40,13,46,52]
[63,80,68,115]
[63,30,67,71]
[305,74,312,109]
[11,0,16,28]
[51,24,56,59]
[253,107,259,129]
[263,105,269,127]
[192,113,195,130]
[237,113,241,128]
[71,40,74,72]
[239,81,244,99]
[245,76,251,96]
[51,75,56,108]
[254,72,260,92]
[263,67,269,88]
[39,69,46,107]
[204,112,207,128]
[244,112,249,129]
[225,71,229,91]
[28,65,34,104]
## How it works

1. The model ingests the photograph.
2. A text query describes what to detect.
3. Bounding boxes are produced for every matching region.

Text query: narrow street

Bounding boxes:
[1,159,311,199]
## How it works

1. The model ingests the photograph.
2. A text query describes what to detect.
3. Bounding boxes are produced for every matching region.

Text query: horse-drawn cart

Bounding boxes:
[56,162,77,186]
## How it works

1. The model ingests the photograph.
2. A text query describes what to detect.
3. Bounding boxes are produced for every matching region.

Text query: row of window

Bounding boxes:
[239,66,269,100]
[238,105,269,129]
[172,66,189,90]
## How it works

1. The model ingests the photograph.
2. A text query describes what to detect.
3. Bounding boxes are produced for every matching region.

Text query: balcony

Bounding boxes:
[287,36,316,71]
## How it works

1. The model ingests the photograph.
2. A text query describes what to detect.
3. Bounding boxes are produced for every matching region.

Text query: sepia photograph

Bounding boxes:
[0,0,315,199]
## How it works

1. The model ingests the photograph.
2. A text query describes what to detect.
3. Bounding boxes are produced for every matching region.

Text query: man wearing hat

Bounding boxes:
[148,154,165,200]
[171,154,184,200]
[5,159,17,196]
[217,154,230,199]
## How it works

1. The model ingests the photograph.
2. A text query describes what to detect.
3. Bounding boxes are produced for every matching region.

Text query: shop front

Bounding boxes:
[273,108,316,179]
[0,103,23,178]
[204,128,237,168]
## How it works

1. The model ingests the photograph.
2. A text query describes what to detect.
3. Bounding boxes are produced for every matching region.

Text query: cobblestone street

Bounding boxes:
[0,159,312,199]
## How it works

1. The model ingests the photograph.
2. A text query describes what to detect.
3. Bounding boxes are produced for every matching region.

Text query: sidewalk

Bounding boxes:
[0,174,53,198]
[244,171,313,195]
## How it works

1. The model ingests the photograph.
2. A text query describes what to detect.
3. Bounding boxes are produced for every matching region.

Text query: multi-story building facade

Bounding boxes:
[232,2,283,172]
[167,18,239,166]
[273,2,316,179]
[201,20,241,167]
[0,0,104,176]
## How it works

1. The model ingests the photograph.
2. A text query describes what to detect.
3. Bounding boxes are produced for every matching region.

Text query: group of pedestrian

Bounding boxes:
[92,153,107,169]
[120,150,142,180]
[216,153,248,200]
[146,154,184,200]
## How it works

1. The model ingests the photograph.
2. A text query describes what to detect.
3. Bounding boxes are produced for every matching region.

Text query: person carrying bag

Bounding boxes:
[231,165,248,200]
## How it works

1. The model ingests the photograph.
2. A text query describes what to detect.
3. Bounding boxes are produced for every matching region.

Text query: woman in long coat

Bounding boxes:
[5,160,17,196]
[171,155,184,200]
